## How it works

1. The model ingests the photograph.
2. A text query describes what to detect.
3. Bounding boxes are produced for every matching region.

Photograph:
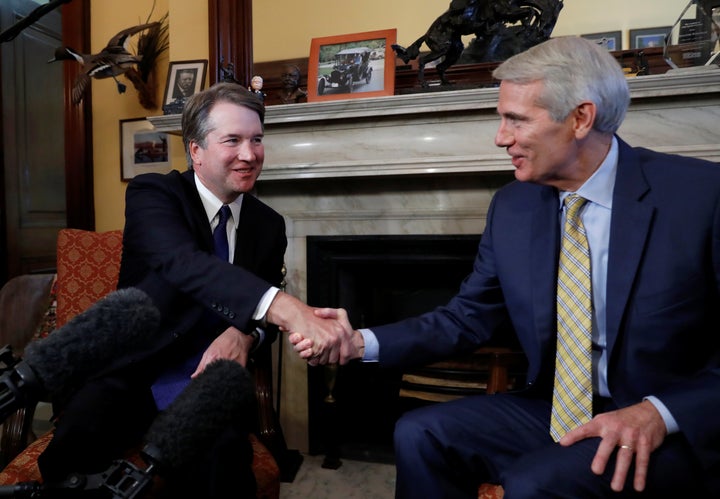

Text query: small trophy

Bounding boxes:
[664,0,720,70]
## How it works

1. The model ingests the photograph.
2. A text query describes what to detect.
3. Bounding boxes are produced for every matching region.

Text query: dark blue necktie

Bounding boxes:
[213,205,231,262]
[151,205,233,410]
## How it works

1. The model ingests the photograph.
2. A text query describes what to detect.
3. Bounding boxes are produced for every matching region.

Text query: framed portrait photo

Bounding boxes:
[162,59,208,108]
[581,30,622,51]
[308,28,397,103]
[120,118,172,181]
[629,26,671,49]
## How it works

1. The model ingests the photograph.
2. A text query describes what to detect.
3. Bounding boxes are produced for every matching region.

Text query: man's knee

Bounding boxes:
[394,408,432,454]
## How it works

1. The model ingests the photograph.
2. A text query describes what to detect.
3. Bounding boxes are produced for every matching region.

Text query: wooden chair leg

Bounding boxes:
[0,406,37,468]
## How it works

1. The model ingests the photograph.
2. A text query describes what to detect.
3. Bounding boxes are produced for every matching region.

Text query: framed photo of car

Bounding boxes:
[120,118,172,181]
[307,28,397,102]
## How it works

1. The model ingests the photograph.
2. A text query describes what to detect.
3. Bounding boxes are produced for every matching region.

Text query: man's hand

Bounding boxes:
[266,292,362,365]
[191,326,254,377]
[288,307,365,365]
[560,400,667,493]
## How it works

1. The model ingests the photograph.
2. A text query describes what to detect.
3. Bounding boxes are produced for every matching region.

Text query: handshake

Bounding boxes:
[266,292,364,365]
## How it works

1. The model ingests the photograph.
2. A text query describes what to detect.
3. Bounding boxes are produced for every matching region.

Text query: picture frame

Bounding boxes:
[580,30,622,51]
[307,28,397,103]
[629,26,672,49]
[162,59,208,108]
[120,118,172,181]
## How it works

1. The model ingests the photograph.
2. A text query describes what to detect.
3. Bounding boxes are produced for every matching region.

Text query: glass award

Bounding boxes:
[664,0,720,69]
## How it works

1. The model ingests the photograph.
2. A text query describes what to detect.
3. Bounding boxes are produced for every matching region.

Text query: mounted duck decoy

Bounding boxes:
[49,22,159,104]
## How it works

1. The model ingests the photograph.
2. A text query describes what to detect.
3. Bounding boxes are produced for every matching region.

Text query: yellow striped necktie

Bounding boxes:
[550,194,593,441]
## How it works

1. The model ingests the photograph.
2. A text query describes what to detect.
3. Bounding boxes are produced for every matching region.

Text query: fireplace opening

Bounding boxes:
[306,234,482,464]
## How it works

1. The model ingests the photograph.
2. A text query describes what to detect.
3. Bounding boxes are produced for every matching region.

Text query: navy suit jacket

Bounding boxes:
[115,169,287,369]
[373,138,720,470]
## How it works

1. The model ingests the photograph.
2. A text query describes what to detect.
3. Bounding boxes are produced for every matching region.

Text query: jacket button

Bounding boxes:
[228,312,236,319]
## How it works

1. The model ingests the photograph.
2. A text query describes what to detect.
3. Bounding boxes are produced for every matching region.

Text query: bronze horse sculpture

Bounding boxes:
[392,0,564,87]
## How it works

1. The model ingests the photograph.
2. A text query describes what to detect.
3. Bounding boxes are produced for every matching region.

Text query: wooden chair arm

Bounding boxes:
[251,344,302,482]
[400,347,528,401]
[0,274,55,467]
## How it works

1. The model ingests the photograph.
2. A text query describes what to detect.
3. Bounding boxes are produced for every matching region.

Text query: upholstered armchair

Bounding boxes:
[0,228,286,498]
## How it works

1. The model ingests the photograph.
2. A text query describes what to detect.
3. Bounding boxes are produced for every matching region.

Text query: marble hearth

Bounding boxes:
[149,69,720,452]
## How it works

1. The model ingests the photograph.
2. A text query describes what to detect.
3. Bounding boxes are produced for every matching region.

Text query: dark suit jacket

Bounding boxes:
[115,169,287,370]
[372,138,720,471]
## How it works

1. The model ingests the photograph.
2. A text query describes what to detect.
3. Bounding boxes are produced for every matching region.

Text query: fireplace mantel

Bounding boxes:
[149,69,720,181]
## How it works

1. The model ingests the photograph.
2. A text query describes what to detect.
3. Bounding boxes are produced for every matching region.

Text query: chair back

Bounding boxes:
[55,228,123,327]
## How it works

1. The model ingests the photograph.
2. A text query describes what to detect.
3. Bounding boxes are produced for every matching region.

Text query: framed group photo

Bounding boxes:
[162,59,208,108]
[629,26,671,49]
[581,30,622,51]
[307,28,397,103]
[120,118,172,181]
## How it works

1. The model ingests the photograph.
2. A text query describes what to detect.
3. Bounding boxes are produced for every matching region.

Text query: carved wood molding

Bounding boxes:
[63,0,93,230]
[208,0,253,87]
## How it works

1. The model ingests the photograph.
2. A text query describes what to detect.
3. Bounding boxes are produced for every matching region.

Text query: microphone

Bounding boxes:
[0,287,161,422]
[141,359,256,472]
[0,360,256,498]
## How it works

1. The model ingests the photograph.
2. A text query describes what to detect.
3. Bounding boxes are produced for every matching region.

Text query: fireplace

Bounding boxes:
[306,234,481,463]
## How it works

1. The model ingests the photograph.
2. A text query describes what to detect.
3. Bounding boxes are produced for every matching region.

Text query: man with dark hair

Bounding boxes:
[38,82,344,497]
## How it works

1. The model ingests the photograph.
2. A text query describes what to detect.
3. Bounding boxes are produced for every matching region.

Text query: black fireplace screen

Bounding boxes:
[306,234,481,463]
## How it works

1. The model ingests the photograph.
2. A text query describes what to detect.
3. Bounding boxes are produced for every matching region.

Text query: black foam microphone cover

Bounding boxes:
[23,287,161,394]
[142,359,255,472]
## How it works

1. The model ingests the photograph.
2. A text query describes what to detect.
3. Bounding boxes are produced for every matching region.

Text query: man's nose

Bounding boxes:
[495,121,512,147]
[237,141,256,160]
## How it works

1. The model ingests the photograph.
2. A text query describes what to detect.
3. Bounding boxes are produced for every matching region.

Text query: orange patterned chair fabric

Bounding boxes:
[0,228,281,498]
[478,483,504,498]
[55,228,123,327]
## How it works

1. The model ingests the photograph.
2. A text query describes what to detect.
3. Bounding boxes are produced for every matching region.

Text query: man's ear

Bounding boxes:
[189,141,202,165]
[573,101,596,139]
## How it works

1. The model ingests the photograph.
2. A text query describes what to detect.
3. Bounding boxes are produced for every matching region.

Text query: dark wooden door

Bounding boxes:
[1,1,92,284]
[1,0,65,278]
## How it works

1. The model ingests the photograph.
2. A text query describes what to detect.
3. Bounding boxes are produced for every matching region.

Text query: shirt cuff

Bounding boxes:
[360,328,379,362]
[644,395,679,434]
[254,286,280,324]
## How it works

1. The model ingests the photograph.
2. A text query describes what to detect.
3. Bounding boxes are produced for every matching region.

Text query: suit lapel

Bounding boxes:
[234,194,258,268]
[605,140,654,355]
[531,186,562,355]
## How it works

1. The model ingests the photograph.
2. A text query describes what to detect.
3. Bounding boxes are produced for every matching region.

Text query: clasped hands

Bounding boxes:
[288,307,362,366]
[266,292,361,366]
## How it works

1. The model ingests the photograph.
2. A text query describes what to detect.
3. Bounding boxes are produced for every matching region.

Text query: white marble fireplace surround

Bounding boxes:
[150,69,720,452]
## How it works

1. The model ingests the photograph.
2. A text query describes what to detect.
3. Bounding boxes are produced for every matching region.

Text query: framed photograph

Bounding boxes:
[308,28,397,103]
[120,118,172,181]
[162,59,208,108]
[581,31,622,51]
[629,27,671,49]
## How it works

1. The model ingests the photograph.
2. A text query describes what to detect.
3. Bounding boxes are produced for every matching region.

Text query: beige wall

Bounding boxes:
[92,0,207,231]
[93,0,683,226]
[253,0,683,62]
